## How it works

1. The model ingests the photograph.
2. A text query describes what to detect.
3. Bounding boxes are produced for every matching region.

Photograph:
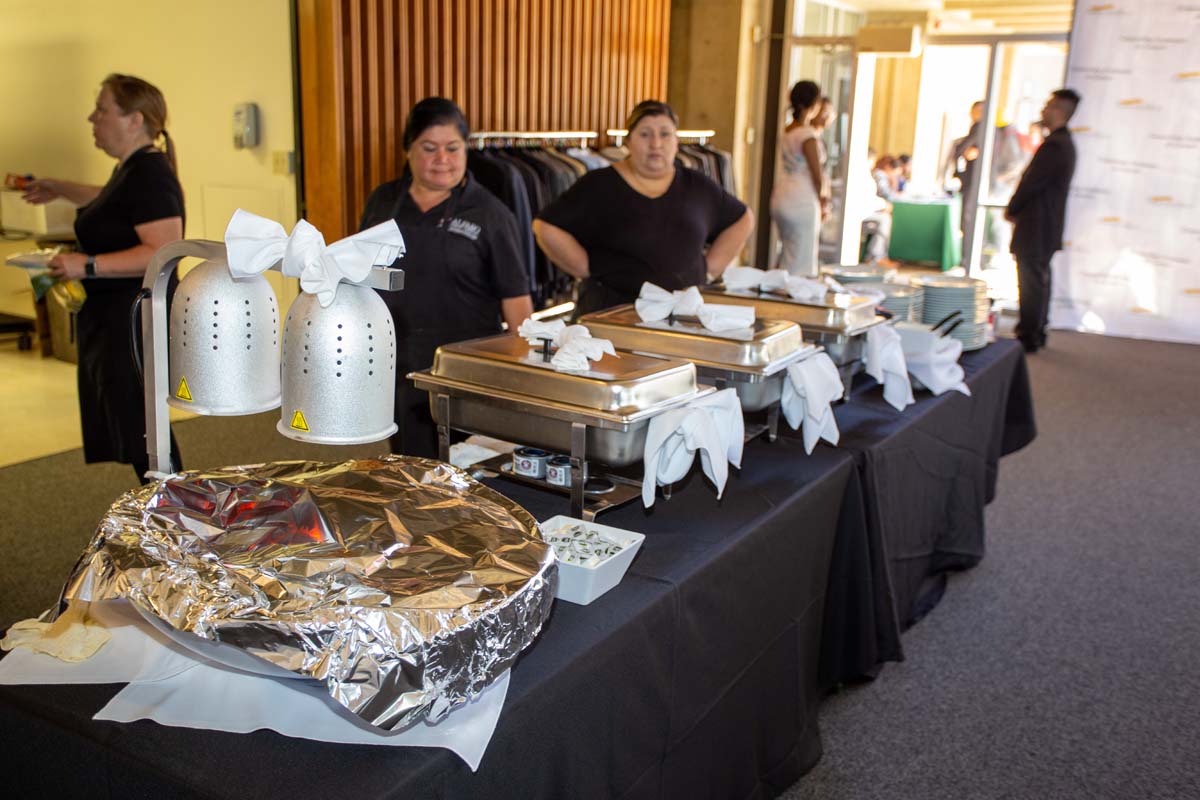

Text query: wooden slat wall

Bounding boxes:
[297,0,671,240]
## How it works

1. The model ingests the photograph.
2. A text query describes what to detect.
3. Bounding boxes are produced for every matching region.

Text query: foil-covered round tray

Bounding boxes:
[62,456,556,730]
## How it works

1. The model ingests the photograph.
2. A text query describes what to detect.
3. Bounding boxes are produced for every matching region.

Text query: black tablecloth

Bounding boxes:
[814,338,1036,687]
[1,439,857,800]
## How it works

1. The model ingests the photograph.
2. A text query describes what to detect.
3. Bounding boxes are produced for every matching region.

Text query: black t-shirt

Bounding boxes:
[359,174,530,337]
[74,146,184,295]
[537,166,747,300]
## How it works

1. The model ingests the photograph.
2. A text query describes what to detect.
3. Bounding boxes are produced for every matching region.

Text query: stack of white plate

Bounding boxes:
[822,264,898,284]
[914,275,990,351]
[856,282,924,322]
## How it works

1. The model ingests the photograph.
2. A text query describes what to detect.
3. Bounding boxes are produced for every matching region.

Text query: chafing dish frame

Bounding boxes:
[410,344,713,519]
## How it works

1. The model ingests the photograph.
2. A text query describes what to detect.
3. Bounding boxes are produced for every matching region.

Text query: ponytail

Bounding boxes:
[161,129,178,174]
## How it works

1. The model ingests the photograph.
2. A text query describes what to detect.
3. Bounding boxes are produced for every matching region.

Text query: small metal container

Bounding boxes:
[513,447,551,479]
[546,455,584,487]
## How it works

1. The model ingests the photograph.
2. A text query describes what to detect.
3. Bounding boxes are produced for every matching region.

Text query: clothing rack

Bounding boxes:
[606,128,716,146]
[469,131,598,149]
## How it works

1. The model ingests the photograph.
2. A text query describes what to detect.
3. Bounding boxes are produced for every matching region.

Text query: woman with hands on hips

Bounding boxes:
[533,100,754,317]
[23,73,184,481]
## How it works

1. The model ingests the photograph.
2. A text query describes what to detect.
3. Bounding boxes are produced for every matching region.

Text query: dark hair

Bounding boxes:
[102,73,176,173]
[402,97,469,150]
[898,153,911,164]
[789,81,820,121]
[1051,88,1081,121]
[625,100,678,133]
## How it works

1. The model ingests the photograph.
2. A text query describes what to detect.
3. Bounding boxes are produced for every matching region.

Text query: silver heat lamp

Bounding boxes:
[141,240,404,479]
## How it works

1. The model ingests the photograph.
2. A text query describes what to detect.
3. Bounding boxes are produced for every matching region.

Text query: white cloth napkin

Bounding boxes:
[224,208,405,307]
[697,303,756,332]
[865,325,915,411]
[636,282,754,332]
[517,319,616,372]
[720,266,791,294]
[895,321,971,397]
[0,600,506,770]
[780,352,844,454]
[635,282,705,321]
[96,661,509,771]
[517,318,567,346]
[785,275,829,302]
[642,388,744,507]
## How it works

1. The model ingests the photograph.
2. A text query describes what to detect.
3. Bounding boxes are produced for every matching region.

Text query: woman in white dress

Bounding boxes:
[770,81,829,276]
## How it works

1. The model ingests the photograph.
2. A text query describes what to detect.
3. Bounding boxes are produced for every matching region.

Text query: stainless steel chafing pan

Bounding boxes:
[410,334,712,517]
[577,305,819,418]
[699,286,892,396]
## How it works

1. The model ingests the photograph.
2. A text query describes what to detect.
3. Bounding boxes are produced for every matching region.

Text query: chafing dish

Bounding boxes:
[699,285,891,396]
[410,334,712,518]
[578,305,820,439]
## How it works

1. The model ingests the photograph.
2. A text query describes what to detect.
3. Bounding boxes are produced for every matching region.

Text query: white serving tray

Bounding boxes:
[539,515,645,605]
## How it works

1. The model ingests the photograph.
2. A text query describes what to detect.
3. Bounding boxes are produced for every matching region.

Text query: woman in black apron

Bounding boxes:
[359,98,533,458]
[23,74,184,482]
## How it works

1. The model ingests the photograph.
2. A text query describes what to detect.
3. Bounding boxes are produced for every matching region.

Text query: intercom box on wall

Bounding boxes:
[233,103,260,149]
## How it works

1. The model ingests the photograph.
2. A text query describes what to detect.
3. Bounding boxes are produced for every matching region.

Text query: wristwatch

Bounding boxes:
[84,255,97,278]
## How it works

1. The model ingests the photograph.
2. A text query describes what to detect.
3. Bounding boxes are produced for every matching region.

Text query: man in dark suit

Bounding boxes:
[1005,89,1080,353]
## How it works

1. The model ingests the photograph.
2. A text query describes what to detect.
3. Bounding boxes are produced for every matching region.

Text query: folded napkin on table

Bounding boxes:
[865,324,915,411]
[785,275,829,302]
[224,208,405,307]
[895,321,971,397]
[720,266,789,294]
[635,282,705,321]
[516,319,617,372]
[780,352,844,454]
[697,303,756,332]
[642,388,744,507]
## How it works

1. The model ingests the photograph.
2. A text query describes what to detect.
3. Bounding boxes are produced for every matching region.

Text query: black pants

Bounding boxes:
[1014,251,1052,350]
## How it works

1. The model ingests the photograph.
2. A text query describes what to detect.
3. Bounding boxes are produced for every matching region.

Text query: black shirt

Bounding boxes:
[74,146,184,295]
[537,165,747,303]
[359,173,530,337]
[1006,127,1076,257]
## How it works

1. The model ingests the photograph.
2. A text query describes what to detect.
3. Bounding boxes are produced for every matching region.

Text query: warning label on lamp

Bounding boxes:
[289,410,310,432]
[175,377,193,402]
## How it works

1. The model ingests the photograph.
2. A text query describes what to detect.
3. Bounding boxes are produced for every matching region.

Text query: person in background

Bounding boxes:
[769,81,828,276]
[533,100,753,316]
[896,154,912,193]
[359,97,533,457]
[1005,89,1080,354]
[954,100,985,243]
[860,150,894,265]
[872,155,901,202]
[22,74,184,483]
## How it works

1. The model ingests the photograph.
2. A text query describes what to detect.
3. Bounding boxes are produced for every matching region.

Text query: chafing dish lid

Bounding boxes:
[423,333,700,416]
[578,304,812,374]
[699,285,881,332]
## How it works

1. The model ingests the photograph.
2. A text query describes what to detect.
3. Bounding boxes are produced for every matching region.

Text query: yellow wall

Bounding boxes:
[869,55,922,158]
[0,0,300,306]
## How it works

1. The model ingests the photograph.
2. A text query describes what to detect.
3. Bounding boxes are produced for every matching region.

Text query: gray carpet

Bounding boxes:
[783,331,1200,800]
[2,332,1198,798]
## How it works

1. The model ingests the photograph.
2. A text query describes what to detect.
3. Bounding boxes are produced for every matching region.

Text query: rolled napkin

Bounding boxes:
[550,325,617,372]
[642,388,744,508]
[780,352,843,454]
[785,275,829,302]
[224,208,405,307]
[635,282,705,322]
[865,324,915,411]
[895,321,971,397]
[697,302,756,332]
[517,317,567,346]
[823,275,847,293]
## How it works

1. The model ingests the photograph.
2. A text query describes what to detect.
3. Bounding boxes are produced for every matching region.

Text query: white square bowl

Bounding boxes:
[540,515,646,605]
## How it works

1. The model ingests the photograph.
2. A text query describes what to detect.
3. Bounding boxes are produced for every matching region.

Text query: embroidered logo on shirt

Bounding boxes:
[446,218,481,241]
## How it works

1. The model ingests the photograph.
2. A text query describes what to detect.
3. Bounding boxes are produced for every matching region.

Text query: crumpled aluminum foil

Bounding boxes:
[61,456,556,730]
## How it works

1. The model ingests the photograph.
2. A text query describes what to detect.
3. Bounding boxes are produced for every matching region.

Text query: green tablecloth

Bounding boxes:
[888,197,962,270]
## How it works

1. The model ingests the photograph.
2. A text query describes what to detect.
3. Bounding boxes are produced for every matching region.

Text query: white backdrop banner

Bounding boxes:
[1055,2,1200,344]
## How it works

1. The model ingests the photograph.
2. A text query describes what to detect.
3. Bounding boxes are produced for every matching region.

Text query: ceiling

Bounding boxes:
[849,0,1075,34]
